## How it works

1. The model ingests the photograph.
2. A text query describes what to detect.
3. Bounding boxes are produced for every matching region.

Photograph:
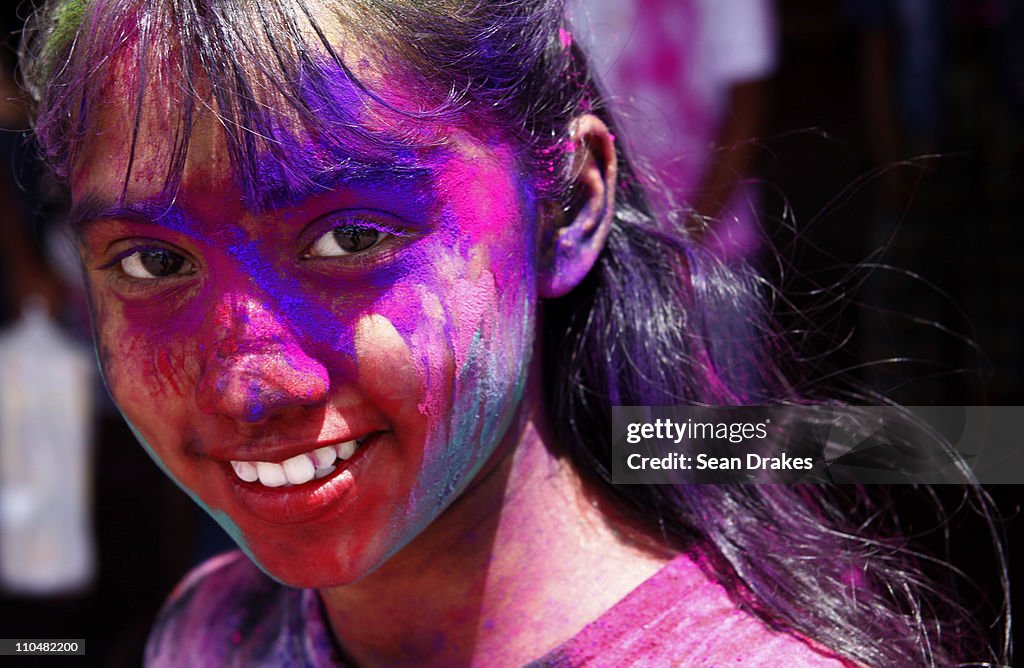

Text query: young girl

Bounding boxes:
[20,0,1006,665]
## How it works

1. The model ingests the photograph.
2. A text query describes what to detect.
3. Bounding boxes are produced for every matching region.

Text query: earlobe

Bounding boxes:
[538,114,617,299]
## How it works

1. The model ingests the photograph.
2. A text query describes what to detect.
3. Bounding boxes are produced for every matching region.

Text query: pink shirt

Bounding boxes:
[146,550,852,666]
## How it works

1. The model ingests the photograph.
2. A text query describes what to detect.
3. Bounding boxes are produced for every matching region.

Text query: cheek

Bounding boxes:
[355,286,451,469]
[93,294,198,412]
[444,261,534,462]
[354,310,431,424]
[348,309,438,558]
[371,243,535,510]
[89,290,209,481]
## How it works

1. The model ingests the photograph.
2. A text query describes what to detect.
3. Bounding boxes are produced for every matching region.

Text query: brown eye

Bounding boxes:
[309,226,386,257]
[334,227,380,253]
[121,249,193,279]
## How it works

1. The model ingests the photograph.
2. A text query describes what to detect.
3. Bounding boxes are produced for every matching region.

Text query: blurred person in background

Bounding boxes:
[572,0,778,262]
[0,42,95,633]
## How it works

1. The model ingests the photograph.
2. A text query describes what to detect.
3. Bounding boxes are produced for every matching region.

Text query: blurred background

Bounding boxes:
[0,0,1021,665]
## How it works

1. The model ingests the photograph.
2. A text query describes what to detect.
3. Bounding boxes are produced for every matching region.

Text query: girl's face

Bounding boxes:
[71,76,539,586]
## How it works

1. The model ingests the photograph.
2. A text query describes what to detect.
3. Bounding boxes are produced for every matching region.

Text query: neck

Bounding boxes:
[319,401,672,667]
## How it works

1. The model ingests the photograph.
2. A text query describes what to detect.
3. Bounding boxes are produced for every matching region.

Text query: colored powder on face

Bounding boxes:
[201,295,330,421]
[222,236,356,360]
[71,0,573,592]
[448,273,499,376]
[154,349,183,395]
[88,63,542,584]
[235,52,455,211]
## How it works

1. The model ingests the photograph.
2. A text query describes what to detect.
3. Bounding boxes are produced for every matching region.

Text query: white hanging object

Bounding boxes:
[0,298,96,594]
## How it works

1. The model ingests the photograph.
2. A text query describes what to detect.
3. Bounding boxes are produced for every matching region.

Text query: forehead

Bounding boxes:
[69,57,528,238]
[67,2,508,213]
[72,65,451,211]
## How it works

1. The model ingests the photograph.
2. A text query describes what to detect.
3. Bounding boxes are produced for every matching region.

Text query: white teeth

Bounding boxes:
[282,452,316,485]
[256,461,288,488]
[232,460,259,483]
[337,440,357,460]
[230,437,368,486]
[311,445,337,468]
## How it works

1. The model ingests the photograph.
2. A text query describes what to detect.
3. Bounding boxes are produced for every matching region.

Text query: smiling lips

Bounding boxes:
[230,438,364,488]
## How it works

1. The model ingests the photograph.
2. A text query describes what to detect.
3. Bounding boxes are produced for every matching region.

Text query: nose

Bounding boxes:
[195,295,329,423]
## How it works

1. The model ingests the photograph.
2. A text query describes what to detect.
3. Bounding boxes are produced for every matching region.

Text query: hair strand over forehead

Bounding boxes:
[22,0,590,208]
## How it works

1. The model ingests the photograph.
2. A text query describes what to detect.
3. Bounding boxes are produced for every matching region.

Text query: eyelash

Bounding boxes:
[96,245,197,295]
[300,211,410,267]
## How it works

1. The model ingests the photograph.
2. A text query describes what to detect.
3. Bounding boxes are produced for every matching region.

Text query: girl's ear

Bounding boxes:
[538,114,617,298]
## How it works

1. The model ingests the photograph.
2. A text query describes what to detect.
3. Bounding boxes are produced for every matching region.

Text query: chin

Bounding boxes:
[239,540,376,589]
[233,513,424,590]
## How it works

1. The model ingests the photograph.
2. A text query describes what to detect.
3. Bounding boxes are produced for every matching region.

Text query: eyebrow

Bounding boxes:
[246,127,455,209]
[260,157,440,210]
[69,152,445,237]
[69,196,187,238]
